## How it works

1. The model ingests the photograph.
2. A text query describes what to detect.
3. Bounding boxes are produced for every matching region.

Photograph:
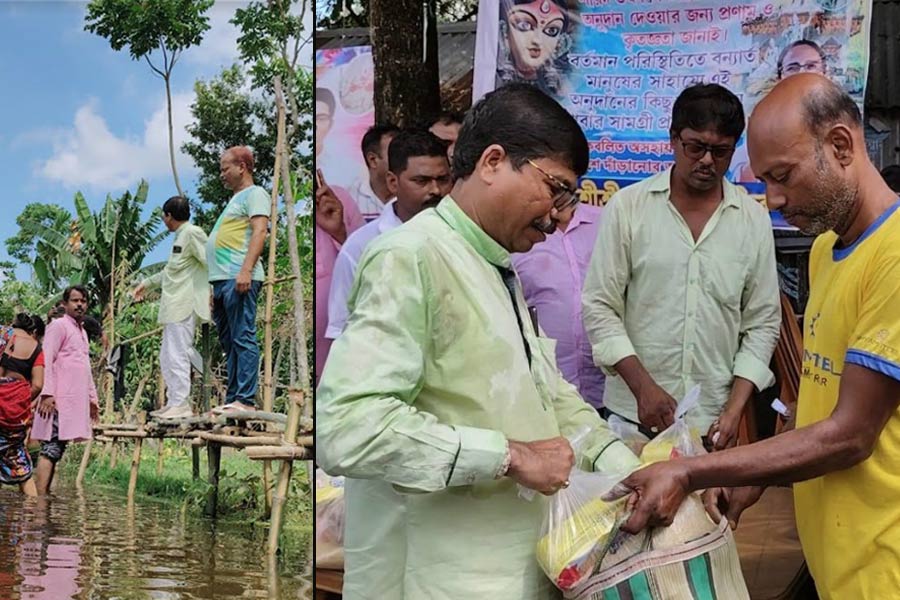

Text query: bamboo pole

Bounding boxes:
[102,430,148,438]
[76,439,93,487]
[261,139,283,517]
[156,440,165,476]
[268,388,302,556]
[215,410,288,425]
[198,432,283,447]
[204,442,221,517]
[245,445,307,460]
[110,441,119,470]
[127,438,143,501]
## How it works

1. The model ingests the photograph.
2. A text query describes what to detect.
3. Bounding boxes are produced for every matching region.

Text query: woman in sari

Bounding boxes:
[0,313,45,496]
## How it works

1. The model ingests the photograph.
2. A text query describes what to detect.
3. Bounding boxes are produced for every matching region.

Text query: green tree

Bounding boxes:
[181,64,280,230]
[19,182,167,318]
[315,0,478,27]
[0,280,47,325]
[5,203,73,292]
[85,0,215,198]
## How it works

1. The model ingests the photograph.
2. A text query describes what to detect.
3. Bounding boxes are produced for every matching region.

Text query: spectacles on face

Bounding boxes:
[675,135,735,161]
[782,60,824,76]
[527,159,579,211]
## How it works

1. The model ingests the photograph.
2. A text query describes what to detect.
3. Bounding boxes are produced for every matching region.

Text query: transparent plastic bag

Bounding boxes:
[315,469,345,569]
[639,385,705,465]
[526,427,636,591]
[607,414,650,456]
[566,386,750,599]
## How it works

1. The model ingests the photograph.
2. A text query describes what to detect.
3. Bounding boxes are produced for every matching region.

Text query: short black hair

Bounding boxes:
[778,40,826,79]
[431,110,464,127]
[670,83,745,141]
[388,129,450,174]
[82,315,103,342]
[802,80,862,138]
[882,165,900,193]
[315,87,335,116]
[63,285,89,303]
[13,313,45,338]
[162,196,190,221]
[452,83,589,180]
[361,124,401,160]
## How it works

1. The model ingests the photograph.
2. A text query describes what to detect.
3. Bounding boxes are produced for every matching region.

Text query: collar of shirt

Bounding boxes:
[562,203,600,235]
[377,199,402,234]
[646,168,742,210]
[63,314,84,330]
[435,195,511,268]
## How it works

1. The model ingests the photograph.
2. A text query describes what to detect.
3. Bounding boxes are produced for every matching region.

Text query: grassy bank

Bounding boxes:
[56,439,312,564]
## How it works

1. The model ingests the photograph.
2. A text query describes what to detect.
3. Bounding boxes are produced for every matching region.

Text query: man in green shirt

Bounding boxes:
[582,83,781,449]
[317,84,640,600]
[133,196,210,419]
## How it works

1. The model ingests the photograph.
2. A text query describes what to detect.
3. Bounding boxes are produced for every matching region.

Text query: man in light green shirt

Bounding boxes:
[317,84,640,600]
[133,196,210,419]
[582,83,781,449]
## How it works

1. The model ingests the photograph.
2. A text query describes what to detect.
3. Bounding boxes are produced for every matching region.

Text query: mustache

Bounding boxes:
[532,218,556,234]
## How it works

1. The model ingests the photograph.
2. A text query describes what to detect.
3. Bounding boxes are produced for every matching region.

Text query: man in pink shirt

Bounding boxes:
[31,285,99,495]
[315,177,364,384]
[512,201,606,409]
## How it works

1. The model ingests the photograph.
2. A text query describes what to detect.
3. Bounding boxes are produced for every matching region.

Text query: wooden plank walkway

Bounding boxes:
[81,390,312,555]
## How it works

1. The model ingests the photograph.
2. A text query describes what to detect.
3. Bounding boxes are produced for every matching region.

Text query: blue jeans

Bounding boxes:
[212,279,262,406]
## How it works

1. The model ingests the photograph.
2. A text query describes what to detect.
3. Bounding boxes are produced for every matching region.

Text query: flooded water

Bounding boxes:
[0,485,311,599]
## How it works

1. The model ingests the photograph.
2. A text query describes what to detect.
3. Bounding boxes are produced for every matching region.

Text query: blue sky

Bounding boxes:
[0,0,277,281]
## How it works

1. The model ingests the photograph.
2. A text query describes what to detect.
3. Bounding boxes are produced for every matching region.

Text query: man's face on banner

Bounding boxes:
[505,0,566,75]
[315,99,334,157]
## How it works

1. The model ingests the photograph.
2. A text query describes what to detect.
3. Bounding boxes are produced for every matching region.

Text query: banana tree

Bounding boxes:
[20,180,167,314]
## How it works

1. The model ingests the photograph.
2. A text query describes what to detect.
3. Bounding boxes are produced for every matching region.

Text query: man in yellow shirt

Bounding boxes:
[609,74,900,600]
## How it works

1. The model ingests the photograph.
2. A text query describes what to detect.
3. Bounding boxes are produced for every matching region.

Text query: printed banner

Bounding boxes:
[315,46,376,217]
[473,0,873,202]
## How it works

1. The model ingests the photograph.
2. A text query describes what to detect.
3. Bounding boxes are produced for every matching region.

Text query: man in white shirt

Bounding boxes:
[133,196,210,419]
[348,124,400,221]
[327,129,452,339]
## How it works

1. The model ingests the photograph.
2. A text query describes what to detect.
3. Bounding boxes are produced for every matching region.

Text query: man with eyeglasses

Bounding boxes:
[512,168,607,411]
[317,83,640,600]
[583,83,781,452]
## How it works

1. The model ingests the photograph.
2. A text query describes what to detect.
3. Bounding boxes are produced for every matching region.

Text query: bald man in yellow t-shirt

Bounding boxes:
[605,75,900,600]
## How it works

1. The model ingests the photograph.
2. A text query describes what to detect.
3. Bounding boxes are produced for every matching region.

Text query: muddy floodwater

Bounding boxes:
[0,484,310,599]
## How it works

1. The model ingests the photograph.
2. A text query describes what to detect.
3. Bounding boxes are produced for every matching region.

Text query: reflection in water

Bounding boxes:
[0,486,309,599]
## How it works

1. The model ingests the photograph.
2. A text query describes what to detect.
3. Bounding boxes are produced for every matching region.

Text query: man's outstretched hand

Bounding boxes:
[603,460,692,534]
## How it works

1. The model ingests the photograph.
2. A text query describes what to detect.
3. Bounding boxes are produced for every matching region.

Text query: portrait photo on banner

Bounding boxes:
[475,0,872,193]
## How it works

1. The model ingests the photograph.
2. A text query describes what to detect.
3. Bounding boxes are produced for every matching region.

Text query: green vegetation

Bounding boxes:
[57,440,312,564]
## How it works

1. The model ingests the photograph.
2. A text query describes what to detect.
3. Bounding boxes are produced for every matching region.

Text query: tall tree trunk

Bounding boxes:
[165,75,185,199]
[370,0,441,126]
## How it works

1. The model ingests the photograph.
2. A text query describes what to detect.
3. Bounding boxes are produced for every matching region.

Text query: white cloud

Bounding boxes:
[37,93,197,192]
[183,0,246,68]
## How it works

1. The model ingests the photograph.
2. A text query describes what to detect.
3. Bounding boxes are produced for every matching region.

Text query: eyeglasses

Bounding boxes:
[782,60,824,76]
[676,135,735,161]
[527,159,579,211]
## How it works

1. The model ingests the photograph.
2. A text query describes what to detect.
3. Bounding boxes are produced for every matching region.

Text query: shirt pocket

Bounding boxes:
[531,336,560,407]
[703,255,746,310]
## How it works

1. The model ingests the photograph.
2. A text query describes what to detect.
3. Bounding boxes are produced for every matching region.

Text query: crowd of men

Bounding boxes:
[315,74,900,600]
[0,145,272,497]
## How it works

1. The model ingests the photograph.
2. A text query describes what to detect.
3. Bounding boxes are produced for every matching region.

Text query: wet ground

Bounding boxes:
[0,485,310,599]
